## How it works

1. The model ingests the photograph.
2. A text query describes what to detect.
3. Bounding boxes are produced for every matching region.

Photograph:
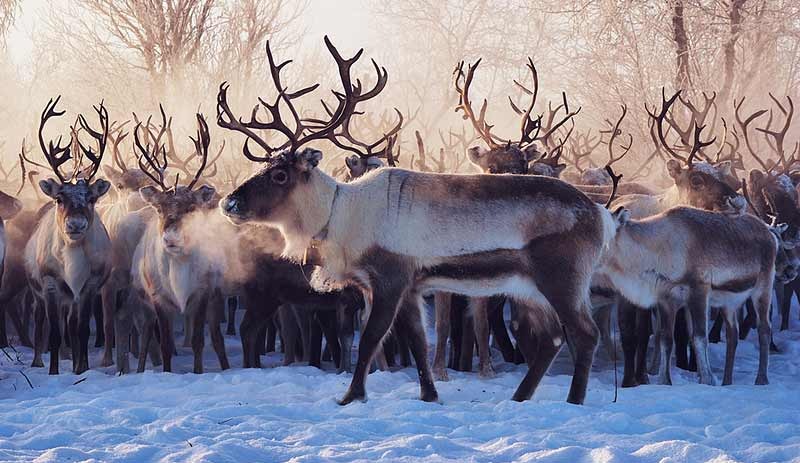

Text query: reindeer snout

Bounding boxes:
[65,216,88,236]
[162,229,184,250]
[726,195,747,214]
[221,196,240,214]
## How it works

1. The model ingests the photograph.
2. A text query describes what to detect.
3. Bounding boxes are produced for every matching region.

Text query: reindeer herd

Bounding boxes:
[0,37,798,406]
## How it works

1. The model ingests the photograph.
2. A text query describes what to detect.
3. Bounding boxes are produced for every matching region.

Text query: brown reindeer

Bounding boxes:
[595,206,786,386]
[461,58,577,177]
[25,96,112,375]
[218,37,616,405]
[129,111,229,374]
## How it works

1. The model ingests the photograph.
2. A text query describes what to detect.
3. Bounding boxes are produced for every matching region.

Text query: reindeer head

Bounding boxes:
[37,96,110,243]
[222,149,322,225]
[103,166,152,210]
[455,58,577,178]
[134,108,218,255]
[0,189,22,220]
[40,178,110,242]
[737,94,800,247]
[217,37,396,225]
[141,184,216,255]
[345,154,384,180]
[770,223,800,283]
[467,144,541,175]
[649,89,745,214]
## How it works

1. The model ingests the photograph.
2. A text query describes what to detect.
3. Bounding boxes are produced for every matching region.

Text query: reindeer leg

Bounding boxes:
[182,313,192,348]
[114,301,131,374]
[75,294,94,375]
[722,306,738,386]
[31,297,45,368]
[337,299,356,373]
[339,280,407,406]
[432,292,451,381]
[191,300,207,374]
[394,292,438,403]
[45,289,61,375]
[93,293,104,348]
[489,297,515,362]
[447,298,462,370]
[225,295,238,336]
[674,308,692,371]
[511,302,562,402]
[754,287,772,385]
[656,305,676,386]
[458,306,475,372]
[618,299,640,388]
[136,318,153,374]
[316,310,341,367]
[634,307,651,385]
[559,299,599,405]
[266,318,277,353]
[279,305,299,366]
[739,299,756,340]
[686,287,715,386]
[780,282,793,331]
[155,305,173,373]
[207,289,229,371]
[100,283,116,367]
[470,297,495,378]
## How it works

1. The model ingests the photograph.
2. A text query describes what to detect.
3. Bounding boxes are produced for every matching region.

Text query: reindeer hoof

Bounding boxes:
[699,375,716,386]
[420,389,439,403]
[755,375,769,385]
[337,389,367,406]
[657,376,672,386]
[478,366,496,379]
[433,368,449,382]
[635,373,649,385]
[770,342,780,353]
[31,358,44,368]
[100,357,114,368]
[621,376,639,388]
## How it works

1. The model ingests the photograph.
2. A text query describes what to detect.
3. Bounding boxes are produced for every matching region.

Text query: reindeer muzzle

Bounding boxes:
[65,216,89,238]
[220,196,247,223]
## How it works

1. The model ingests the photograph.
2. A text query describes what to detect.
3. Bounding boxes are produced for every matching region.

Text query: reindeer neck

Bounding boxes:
[656,184,682,211]
[281,169,339,261]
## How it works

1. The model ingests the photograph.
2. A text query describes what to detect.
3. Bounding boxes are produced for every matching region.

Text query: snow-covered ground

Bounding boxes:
[0,313,799,463]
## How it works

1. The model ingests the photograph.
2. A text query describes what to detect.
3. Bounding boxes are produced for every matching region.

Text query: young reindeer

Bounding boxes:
[25,96,112,375]
[734,95,800,333]
[218,37,616,405]
[594,205,787,386]
[129,111,229,374]
[611,89,747,386]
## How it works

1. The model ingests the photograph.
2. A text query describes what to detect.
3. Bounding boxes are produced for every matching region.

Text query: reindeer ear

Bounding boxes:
[553,164,567,177]
[39,178,61,199]
[139,186,160,206]
[716,160,732,177]
[774,222,790,235]
[467,146,487,165]
[749,169,766,188]
[522,144,541,162]
[612,206,630,226]
[102,165,122,185]
[666,159,683,180]
[295,148,323,173]
[345,155,360,169]
[194,185,216,204]
[89,179,111,200]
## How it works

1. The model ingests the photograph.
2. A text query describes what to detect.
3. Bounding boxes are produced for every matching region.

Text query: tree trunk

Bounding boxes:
[672,0,692,92]
[720,0,747,103]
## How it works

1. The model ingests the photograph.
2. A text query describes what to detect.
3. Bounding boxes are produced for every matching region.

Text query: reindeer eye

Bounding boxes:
[690,175,704,187]
[271,169,288,184]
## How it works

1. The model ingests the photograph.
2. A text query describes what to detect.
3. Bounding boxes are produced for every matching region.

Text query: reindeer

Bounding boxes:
[218,37,616,405]
[595,205,788,386]
[462,58,577,177]
[0,189,23,347]
[129,111,229,374]
[733,95,800,334]
[25,96,112,375]
[610,89,747,386]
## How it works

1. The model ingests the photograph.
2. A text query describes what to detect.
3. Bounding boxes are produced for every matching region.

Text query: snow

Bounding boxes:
[0,314,799,462]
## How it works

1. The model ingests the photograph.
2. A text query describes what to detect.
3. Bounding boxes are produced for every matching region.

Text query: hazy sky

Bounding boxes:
[6,0,378,68]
